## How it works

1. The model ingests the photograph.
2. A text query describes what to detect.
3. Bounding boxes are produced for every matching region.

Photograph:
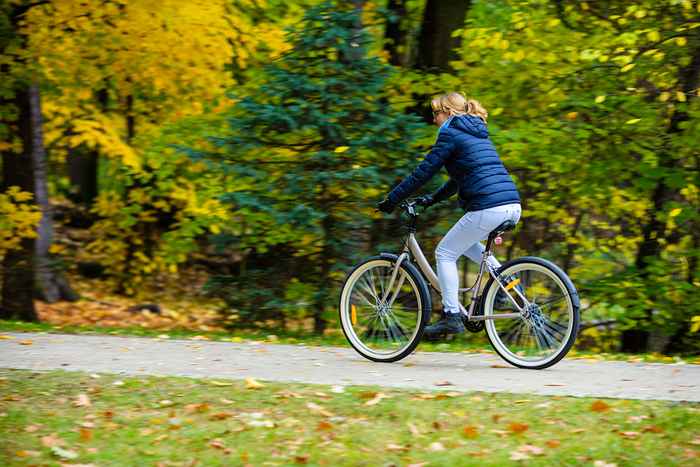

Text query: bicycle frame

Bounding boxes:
[383,202,528,321]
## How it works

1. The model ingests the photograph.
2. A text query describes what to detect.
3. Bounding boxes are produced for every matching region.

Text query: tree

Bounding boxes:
[195,0,426,333]
[437,0,700,353]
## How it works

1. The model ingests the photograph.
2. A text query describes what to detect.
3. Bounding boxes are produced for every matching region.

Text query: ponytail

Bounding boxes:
[431,92,488,123]
[465,99,488,122]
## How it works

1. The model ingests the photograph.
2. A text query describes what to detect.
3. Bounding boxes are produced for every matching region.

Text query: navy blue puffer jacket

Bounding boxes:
[387,115,520,212]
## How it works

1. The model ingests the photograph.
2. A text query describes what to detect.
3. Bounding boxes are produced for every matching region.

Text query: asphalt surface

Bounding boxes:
[1,332,698,402]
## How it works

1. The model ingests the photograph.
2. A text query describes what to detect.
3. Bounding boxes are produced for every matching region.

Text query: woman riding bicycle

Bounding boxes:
[377,92,522,339]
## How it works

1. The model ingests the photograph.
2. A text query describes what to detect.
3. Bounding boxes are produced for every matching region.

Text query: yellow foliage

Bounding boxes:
[0,187,42,258]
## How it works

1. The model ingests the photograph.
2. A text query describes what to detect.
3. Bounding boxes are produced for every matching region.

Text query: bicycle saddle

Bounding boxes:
[490,219,516,236]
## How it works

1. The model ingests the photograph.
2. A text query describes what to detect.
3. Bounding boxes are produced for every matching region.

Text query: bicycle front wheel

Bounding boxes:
[482,256,580,369]
[339,255,431,363]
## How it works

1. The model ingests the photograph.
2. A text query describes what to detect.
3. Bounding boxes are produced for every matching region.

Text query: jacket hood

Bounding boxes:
[449,115,489,139]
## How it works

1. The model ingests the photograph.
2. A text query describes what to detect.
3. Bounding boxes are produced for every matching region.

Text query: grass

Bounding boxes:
[0,370,698,466]
[1,319,698,365]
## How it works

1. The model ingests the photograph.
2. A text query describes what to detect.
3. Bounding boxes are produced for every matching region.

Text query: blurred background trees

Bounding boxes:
[0,0,698,354]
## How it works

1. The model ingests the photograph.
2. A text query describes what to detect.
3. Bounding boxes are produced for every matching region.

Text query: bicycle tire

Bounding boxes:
[339,254,431,363]
[482,256,580,370]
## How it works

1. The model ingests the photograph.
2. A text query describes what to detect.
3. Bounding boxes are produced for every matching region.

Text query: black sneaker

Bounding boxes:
[423,313,465,340]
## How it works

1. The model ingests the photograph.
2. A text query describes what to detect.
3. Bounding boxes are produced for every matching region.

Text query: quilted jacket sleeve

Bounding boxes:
[387,129,456,204]
[431,178,458,203]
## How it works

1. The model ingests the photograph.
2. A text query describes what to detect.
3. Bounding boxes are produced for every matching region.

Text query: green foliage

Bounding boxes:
[192,0,428,328]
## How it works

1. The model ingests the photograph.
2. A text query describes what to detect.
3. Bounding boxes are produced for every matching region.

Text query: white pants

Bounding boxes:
[436,203,522,314]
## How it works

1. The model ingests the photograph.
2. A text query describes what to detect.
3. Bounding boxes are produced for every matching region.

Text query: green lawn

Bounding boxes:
[1,370,698,466]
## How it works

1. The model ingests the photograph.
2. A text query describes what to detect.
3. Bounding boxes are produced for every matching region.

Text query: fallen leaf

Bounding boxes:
[185,403,210,413]
[74,394,91,407]
[209,412,233,421]
[642,425,663,433]
[492,414,502,423]
[434,380,453,386]
[158,400,174,407]
[209,439,226,450]
[545,440,561,448]
[15,450,40,458]
[407,463,428,467]
[590,400,611,412]
[245,378,264,390]
[593,461,618,467]
[428,442,445,451]
[364,393,387,406]
[510,451,530,460]
[209,380,233,387]
[50,446,78,460]
[508,422,529,434]
[41,434,65,447]
[18,339,33,345]
[0,335,14,339]
[463,425,479,438]
[619,431,640,439]
[79,427,93,441]
[317,421,333,431]
[386,443,408,452]
[407,422,421,436]
[306,402,334,417]
[513,400,532,404]
[490,364,509,368]
[294,454,310,464]
[518,444,544,456]
[25,424,41,433]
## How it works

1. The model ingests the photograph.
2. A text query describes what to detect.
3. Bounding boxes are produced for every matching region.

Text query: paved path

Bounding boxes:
[1,332,698,402]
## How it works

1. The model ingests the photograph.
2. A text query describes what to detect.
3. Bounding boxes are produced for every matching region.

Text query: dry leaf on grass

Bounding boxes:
[386,443,409,452]
[317,421,333,431]
[434,380,453,386]
[74,394,91,407]
[18,340,33,345]
[364,393,387,406]
[245,378,264,389]
[463,425,479,438]
[518,444,544,456]
[508,422,529,434]
[590,400,611,412]
[306,402,334,417]
[428,442,445,452]
[545,440,561,448]
[50,446,78,460]
[41,434,65,447]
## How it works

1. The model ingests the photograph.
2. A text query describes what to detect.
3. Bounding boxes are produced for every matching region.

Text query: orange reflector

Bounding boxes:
[351,304,357,325]
[505,278,521,291]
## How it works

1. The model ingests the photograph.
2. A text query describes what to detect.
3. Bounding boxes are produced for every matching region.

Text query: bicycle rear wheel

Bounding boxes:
[339,255,431,362]
[482,256,580,369]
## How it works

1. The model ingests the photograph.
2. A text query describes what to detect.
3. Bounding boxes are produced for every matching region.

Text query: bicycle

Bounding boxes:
[339,199,580,369]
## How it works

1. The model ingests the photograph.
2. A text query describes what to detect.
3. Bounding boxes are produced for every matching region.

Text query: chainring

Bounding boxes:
[463,298,485,333]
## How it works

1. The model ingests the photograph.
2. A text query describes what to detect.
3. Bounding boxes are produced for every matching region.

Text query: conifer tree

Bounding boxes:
[201,0,425,332]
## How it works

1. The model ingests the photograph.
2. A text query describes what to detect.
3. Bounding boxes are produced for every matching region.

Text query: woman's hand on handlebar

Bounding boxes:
[414,194,435,207]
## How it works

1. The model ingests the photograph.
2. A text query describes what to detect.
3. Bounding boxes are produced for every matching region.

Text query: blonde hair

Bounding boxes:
[431,92,488,122]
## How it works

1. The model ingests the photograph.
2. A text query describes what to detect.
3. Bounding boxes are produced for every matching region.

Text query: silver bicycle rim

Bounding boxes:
[340,260,422,360]
[484,263,574,368]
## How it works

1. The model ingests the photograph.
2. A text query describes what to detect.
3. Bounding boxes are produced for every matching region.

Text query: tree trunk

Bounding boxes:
[415,0,471,72]
[68,88,107,206]
[30,84,78,303]
[384,0,409,66]
[1,88,38,321]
